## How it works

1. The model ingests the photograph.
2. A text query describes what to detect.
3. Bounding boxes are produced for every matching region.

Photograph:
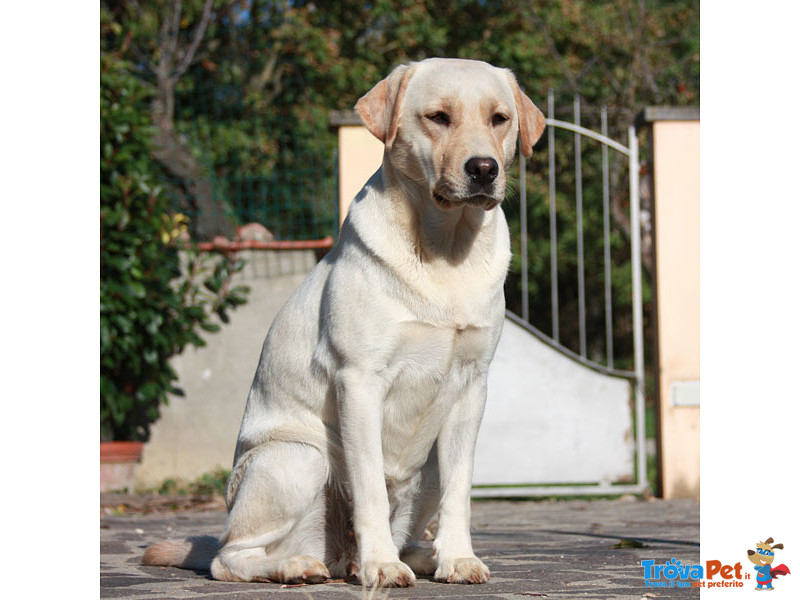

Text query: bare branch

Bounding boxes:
[158,1,174,64]
[574,55,599,83]
[168,0,182,59]
[261,63,286,106]
[246,44,282,95]
[525,7,579,93]
[171,0,214,84]
[129,41,158,75]
[598,62,625,97]
[622,1,634,40]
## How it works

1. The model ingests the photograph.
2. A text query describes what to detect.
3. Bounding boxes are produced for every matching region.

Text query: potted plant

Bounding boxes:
[100,20,248,492]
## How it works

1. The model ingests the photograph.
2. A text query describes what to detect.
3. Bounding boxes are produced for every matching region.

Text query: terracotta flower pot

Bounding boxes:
[100,441,144,493]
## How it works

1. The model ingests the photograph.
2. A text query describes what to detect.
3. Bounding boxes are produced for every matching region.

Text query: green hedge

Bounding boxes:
[100,30,248,442]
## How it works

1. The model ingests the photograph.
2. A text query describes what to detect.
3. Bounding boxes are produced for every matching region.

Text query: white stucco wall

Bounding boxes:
[475,318,635,487]
[135,250,317,489]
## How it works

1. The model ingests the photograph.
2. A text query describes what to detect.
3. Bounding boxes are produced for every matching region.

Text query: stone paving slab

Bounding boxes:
[101,497,699,599]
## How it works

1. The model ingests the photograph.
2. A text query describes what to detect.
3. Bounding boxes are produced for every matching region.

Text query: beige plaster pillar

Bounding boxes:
[329,110,384,225]
[640,107,701,500]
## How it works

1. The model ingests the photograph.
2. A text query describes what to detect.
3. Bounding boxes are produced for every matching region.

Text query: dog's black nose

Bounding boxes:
[464,157,499,187]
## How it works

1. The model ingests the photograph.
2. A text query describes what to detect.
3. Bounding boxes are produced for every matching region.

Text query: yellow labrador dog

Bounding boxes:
[143,58,545,588]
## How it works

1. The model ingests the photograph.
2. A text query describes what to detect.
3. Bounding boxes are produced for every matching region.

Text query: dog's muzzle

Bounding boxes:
[432,189,501,211]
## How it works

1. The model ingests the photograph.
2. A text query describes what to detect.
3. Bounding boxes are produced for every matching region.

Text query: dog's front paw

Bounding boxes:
[434,556,490,584]
[360,560,416,588]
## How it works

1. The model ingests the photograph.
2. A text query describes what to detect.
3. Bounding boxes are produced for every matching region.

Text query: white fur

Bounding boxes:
[143,58,545,587]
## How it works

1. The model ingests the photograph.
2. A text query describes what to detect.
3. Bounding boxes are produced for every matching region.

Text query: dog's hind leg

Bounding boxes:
[396,450,441,577]
[210,442,331,583]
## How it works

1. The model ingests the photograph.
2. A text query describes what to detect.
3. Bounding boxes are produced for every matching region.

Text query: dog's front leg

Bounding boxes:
[433,375,491,584]
[336,367,416,588]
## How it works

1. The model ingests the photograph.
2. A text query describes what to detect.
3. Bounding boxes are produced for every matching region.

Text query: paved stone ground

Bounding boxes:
[101,497,699,599]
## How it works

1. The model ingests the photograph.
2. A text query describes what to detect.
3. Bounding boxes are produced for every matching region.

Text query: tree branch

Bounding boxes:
[246,44,281,95]
[128,0,143,17]
[170,0,214,85]
[526,7,579,93]
[261,63,286,105]
[129,41,157,75]
[168,0,182,59]
[158,0,175,64]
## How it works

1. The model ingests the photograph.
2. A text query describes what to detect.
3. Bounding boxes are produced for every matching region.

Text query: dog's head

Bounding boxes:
[355,58,545,212]
[747,537,783,567]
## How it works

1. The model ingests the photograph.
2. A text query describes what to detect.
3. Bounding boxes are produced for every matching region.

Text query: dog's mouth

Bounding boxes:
[432,190,500,211]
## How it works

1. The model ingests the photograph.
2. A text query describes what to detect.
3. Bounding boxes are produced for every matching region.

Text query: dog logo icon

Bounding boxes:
[747,537,791,591]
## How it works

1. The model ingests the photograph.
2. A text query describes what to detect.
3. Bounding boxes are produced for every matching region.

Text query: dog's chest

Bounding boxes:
[378,321,492,481]
[386,320,491,371]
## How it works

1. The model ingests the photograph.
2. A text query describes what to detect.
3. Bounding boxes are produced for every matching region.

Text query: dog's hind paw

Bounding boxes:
[434,556,490,584]
[273,555,331,584]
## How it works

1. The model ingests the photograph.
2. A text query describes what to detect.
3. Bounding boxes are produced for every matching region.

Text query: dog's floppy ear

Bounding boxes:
[355,64,413,150]
[505,71,546,158]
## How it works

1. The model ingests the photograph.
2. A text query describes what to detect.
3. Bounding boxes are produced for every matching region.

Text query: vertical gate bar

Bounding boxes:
[574,94,587,358]
[601,107,614,369]
[520,137,529,323]
[548,90,559,342]
[628,125,647,491]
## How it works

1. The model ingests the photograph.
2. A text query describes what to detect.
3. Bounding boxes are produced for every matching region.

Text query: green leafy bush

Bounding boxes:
[153,469,231,497]
[100,33,249,442]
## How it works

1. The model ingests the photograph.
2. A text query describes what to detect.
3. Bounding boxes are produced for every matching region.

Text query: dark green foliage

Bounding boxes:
[154,468,231,497]
[101,0,698,420]
[100,21,249,442]
[103,0,341,241]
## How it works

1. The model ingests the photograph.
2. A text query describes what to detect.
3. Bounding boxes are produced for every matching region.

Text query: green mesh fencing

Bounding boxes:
[161,78,338,243]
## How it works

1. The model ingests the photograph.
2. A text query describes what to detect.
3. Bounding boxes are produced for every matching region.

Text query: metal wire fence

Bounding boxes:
[162,80,338,244]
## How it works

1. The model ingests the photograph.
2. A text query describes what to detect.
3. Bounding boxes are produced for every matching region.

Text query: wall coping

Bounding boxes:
[329,110,363,127]
[636,106,700,127]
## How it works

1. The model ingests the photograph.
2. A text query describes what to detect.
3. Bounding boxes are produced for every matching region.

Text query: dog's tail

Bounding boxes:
[142,536,220,571]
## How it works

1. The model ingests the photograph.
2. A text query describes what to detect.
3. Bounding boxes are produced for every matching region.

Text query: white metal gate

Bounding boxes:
[472,91,647,497]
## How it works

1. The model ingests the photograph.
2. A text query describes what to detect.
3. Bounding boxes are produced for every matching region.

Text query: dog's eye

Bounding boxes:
[492,113,509,126]
[426,112,450,126]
